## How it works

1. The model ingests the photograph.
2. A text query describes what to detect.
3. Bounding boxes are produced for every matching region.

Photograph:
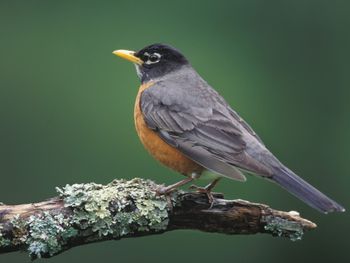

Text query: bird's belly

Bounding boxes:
[134,84,203,176]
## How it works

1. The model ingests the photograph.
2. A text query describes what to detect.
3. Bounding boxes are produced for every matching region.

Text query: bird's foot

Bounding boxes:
[155,185,175,196]
[155,176,195,196]
[155,175,202,209]
[189,178,221,208]
[189,184,216,208]
[155,185,175,210]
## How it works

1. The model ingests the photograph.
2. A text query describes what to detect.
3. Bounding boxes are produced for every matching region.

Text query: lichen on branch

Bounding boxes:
[56,179,170,237]
[0,178,317,260]
[1,179,171,258]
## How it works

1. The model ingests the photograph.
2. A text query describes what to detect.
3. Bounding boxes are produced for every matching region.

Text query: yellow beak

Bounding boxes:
[112,49,143,65]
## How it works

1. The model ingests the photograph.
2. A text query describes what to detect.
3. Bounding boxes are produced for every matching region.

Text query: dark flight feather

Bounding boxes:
[270,165,345,213]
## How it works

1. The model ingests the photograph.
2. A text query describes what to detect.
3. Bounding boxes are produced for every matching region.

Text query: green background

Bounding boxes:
[0,0,349,262]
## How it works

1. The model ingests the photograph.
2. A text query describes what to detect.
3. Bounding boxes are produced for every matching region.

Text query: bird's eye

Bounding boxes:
[145,53,161,64]
[149,54,160,62]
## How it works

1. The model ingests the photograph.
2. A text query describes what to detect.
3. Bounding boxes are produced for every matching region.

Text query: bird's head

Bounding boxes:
[113,43,189,82]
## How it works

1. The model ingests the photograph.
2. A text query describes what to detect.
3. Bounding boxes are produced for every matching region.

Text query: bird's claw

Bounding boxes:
[155,185,175,196]
[189,184,216,208]
[155,185,174,210]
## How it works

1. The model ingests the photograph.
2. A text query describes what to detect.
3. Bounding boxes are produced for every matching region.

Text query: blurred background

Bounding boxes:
[0,0,349,262]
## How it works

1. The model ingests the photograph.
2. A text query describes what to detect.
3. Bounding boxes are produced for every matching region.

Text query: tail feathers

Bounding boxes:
[271,166,345,213]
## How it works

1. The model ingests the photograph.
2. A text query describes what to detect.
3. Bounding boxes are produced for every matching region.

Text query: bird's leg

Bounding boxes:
[189,178,221,207]
[156,173,200,195]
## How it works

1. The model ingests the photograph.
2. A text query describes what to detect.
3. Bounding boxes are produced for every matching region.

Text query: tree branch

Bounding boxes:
[0,178,316,259]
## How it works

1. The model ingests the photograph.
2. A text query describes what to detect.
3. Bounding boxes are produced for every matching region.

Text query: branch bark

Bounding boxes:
[0,178,316,259]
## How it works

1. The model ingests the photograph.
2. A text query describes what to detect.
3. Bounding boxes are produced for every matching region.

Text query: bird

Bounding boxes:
[113,43,345,213]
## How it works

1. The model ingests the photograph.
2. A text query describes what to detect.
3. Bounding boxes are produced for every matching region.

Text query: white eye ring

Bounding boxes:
[145,52,161,65]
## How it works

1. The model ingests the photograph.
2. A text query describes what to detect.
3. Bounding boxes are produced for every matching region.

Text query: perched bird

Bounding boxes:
[113,43,345,213]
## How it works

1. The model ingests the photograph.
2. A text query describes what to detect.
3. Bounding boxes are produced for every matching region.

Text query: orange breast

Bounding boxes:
[134,83,203,176]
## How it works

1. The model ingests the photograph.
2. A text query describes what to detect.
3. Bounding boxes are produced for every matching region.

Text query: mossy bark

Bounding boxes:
[0,178,316,260]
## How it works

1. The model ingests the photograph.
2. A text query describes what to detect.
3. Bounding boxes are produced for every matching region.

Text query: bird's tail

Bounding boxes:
[271,165,345,213]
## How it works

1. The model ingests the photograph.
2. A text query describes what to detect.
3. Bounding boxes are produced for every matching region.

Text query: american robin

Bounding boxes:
[113,43,344,213]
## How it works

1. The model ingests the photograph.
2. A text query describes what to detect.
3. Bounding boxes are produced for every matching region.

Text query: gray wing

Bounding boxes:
[141,75,346,213]
[140,78,274,181]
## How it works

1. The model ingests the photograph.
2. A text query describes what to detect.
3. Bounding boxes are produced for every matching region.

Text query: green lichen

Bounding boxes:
[10,214,28,246]
[56,178,170,239]
[1,179,171,258]
[0,224,11,247]
[0,235,11,247]
[0,215,27,249]
[1,213,77,258]
[26,212,77,258]
[263,215,304,241]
